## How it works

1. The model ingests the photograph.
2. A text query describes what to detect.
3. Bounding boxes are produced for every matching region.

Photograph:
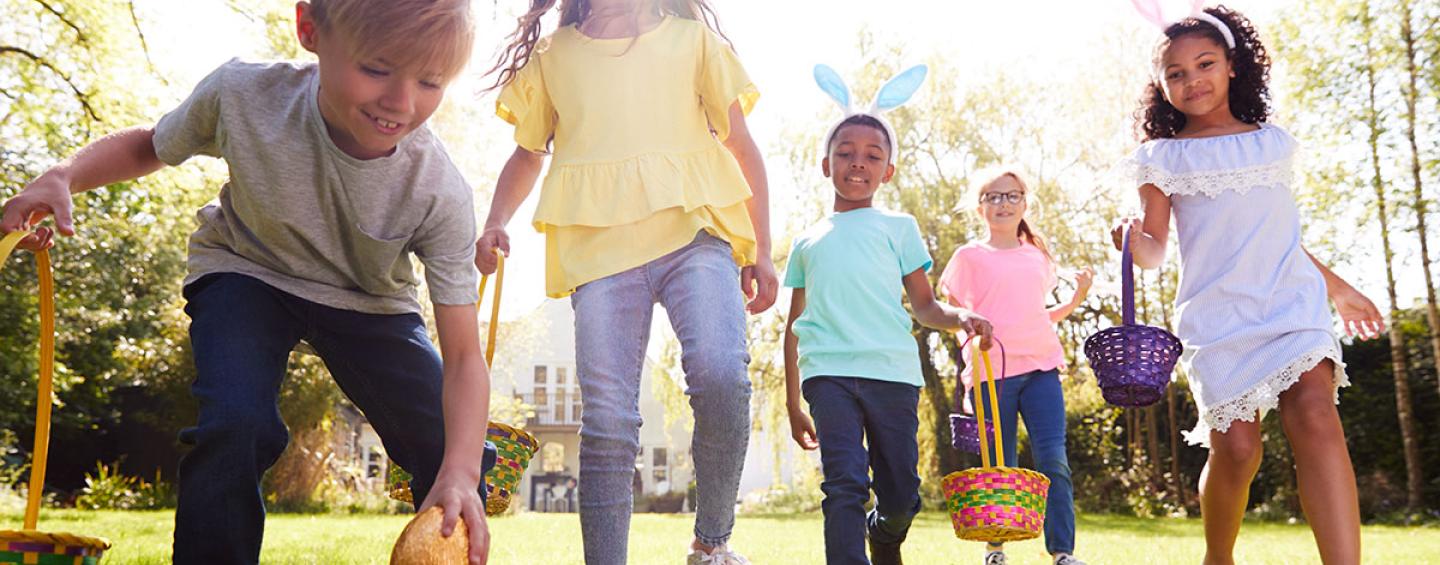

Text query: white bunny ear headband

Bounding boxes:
[1131,0,1236,49]
[814,63,928,162]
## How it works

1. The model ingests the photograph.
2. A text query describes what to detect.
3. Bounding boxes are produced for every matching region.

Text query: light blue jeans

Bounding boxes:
[571,231,752,565]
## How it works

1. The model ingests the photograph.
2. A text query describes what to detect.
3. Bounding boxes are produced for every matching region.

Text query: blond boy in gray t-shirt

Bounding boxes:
[0,1,493,563]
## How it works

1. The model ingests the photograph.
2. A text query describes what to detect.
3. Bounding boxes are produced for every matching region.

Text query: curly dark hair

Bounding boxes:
[1135,5,1271,140]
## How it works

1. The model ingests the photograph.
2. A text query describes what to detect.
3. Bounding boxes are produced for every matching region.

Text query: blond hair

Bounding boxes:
[968,166,1052,260]
[308,0,475,81]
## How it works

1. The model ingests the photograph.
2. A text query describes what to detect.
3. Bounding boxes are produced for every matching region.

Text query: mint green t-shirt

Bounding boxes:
[783,207,933,386]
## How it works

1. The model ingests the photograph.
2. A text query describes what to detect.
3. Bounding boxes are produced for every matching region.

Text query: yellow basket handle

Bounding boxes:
[1,230,54,531]
[477,252,505,367]
[961,336,1007,469]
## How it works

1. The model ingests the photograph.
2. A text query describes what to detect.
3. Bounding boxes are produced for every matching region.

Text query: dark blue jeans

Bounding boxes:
[172,273,494,564]
[803,377,922,565]
[976,368,1075,555]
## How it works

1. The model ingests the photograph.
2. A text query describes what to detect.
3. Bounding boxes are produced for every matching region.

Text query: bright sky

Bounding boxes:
[130,0,1421,327]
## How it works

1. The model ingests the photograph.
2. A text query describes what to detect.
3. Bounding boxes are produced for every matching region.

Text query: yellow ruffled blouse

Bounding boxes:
[497,16,760,297]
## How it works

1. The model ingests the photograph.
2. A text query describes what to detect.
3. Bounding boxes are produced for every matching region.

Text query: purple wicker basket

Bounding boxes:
[1083,227,1182,407]
[950,338,1004,454]
[950,414,995,455]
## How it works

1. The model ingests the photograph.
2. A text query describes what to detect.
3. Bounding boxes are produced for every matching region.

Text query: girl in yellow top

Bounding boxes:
[476,1,774,564]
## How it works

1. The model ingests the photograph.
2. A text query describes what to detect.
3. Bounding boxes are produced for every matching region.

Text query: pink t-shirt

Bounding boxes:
[939,241,1066,390]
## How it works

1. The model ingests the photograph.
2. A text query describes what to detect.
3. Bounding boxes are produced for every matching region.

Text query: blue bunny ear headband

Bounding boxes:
[814,63,928,162]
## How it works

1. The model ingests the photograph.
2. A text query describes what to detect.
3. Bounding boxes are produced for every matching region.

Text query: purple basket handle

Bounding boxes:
[1121,225,1136,327]
[952,336,1007,414]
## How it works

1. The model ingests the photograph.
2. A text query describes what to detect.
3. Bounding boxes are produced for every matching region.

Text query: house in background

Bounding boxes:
[334,297,806,511]
[496,299,694,513]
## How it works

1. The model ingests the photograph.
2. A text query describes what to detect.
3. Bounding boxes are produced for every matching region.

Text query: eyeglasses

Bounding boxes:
[980,191,1024,206]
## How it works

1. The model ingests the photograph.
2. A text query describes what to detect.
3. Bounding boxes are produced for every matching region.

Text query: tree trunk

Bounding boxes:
[1400,0,1440,404]
[917,327,961,476]
[1369,2,1424,512]
[1158,267,1187,509]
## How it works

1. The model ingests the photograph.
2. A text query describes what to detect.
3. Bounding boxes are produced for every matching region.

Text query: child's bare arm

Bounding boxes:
[720,102,778,314]
[425,303,493,565]
[1048,267,1094,322]
[1302,248,1385,339]
[2,126,165,246]
[1111,183,1172,270]
[783,289,817,450]
[903,268,993,349]
[476,146,545,275]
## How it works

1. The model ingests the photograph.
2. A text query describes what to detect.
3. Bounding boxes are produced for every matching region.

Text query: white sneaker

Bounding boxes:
[1054,555,1087,565]
[688,544,751,565]
[984,550,1008,565]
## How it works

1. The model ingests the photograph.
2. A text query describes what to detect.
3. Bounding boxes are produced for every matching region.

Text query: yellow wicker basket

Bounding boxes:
[1,231,112,562]
[943,338,1049,542]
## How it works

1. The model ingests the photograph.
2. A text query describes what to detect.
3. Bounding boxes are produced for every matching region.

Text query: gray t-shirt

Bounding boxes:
[154,59,479,314]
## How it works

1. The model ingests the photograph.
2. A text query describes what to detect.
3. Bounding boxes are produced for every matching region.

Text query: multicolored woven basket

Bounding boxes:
[388,253,540,516]
[1083,227,1182,407]
[388,421,539,516]
[1,231,112,562]
[942,337,1049,542]
[942,466,1050,542]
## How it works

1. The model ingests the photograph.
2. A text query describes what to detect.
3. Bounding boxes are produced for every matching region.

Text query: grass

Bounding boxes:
[3,509,1437,564]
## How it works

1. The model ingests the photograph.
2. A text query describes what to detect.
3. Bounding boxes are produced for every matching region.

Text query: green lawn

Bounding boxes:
[4,509,1437,564]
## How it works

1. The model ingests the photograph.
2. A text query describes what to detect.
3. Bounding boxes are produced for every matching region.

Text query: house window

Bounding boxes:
[534,365,548,384]
[556,367,568,385]
[554,390,567,421]
[535,388,548,406]
[542,443,565,474]
[652,447,667,467]
[572,402,582,422]
[367,447,384,478]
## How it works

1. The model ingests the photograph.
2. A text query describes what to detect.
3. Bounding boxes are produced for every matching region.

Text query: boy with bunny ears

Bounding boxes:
[783,64,994,565]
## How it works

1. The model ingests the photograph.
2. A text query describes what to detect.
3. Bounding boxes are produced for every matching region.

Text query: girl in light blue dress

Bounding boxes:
[1114,5,1383,565]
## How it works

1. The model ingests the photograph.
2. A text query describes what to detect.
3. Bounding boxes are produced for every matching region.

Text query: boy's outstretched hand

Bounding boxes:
[3,172,76,251]
[787,405,819,450]
[742,255,778,314]
[420,473,489,565]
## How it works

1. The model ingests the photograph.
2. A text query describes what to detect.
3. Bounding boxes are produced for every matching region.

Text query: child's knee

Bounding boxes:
[1036,455,1073,483]
[1280,398,1341,441]
[1210,432,1263,473]
[681,347,751,398]
[191,411,289,460]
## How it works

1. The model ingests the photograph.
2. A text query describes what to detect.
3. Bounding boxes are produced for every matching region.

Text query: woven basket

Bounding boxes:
[388,422,538,516]
[948,414,994,455]
[1,231,112,562]
[943,337,1048,542]
[942,466,1050,542]
[948,340,1005,455]
[1083,227,1181,407]
[388,254,539,516]
[0,530,111,565]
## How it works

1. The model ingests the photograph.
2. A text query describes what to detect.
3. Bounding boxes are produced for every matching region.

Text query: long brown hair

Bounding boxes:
[969,167,1052,261]
[483,0,731,91]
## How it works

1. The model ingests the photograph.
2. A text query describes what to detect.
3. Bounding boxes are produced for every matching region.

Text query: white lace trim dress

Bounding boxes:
[1122,123,1347,447]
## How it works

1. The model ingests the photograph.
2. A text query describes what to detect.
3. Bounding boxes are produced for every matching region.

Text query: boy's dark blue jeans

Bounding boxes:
[803,376,922,565]
[172,273,495,565]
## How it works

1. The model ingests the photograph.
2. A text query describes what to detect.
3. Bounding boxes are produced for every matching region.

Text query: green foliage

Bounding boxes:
[75,461,174,510]
[738,463,824,515]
